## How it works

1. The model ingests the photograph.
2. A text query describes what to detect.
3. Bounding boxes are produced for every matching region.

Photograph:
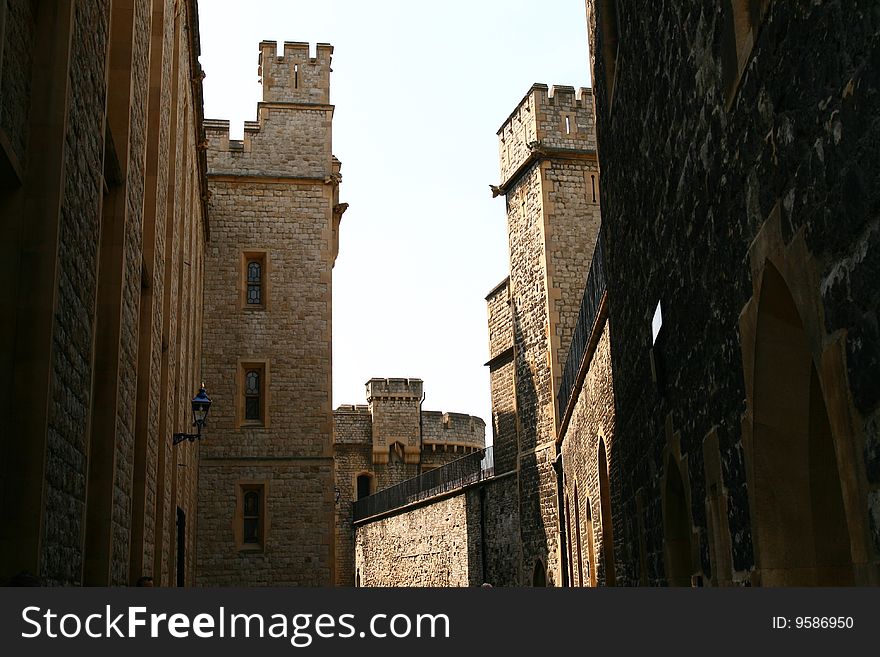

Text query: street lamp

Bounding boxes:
[172,383,212,445]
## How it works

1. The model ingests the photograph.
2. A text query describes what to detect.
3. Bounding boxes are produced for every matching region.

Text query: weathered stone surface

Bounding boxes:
[333,379,486,586]
[354,474,518,587]
[487,83,603,585]
[197,40,340,586]
[559,321,617,586]
[585,0,880,583]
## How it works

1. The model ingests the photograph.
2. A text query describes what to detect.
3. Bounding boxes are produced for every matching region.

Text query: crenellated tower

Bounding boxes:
[487,83,602,586]
[198,41,346,586]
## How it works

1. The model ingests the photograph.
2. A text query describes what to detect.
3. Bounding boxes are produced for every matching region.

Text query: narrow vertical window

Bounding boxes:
[245,369,261,421]
[591,174,597,203]
[243,490,260,544]
[238,361,268,428]
[237,482,267,551]
[247,260,262,305]
[294,63,299,89]
[565,115,571,135]
[241,251,268,309]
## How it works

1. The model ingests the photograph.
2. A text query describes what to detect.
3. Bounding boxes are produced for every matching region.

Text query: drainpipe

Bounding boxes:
[419,391,426,469]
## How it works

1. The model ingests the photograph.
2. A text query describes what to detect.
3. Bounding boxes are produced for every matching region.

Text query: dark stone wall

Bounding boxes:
[588,0,880,583]
[0,0,36,172]
[43,0,112,587]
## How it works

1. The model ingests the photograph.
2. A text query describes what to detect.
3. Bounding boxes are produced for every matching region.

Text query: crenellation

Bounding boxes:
[333,378,486,585]
[258,40,332,105]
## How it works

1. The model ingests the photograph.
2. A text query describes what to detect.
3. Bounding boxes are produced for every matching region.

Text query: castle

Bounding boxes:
[2,0,878,588]
[0,0,484,586]
[354,0,880,587]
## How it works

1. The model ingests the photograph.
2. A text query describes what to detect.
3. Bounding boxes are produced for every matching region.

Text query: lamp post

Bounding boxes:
[172,384,212,445]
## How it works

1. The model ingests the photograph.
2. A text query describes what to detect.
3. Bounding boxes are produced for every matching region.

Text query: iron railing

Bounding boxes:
[352,446,495,522]
[557,233,607,420]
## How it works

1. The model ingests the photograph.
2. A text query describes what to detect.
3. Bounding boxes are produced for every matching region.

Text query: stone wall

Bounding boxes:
[0,0,36,175]
[586,0,880,585]
[0,0,207,586]
[488,84,602,585]
[354,473,518,587]
[197,39,339,586]
[485,280,518,476]
[559,318,617,586]
[333,382,486,586]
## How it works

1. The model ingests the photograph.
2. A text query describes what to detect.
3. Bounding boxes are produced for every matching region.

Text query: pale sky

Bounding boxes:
[198,0,592,439]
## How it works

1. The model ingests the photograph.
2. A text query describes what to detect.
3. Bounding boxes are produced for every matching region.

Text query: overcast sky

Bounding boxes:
[198,0,592,439]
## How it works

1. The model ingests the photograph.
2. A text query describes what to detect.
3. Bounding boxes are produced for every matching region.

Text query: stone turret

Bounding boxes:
[366,378,424,465]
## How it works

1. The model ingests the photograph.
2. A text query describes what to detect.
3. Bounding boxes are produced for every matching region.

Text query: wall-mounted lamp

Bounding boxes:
[172,384,212,445]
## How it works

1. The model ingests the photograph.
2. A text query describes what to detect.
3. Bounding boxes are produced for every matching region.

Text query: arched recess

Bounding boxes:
[597,438,616,585]
[663,454,694,586]
[584,496,598,587]
[748,262,853,585]
[355,472,375,501]
[532,559,547,587]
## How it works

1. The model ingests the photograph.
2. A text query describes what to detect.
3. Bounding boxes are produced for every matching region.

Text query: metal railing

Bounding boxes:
[557,233,607,420]
[352,446,495,522]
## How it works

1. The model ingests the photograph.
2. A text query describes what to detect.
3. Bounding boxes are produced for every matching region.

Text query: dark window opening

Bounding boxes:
[247,260,262,305]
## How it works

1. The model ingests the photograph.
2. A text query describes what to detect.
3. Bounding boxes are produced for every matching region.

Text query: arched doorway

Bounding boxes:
[532,559,546,587]
[750,263,853,585]
[598,438,616,585]
[663,455,693,586]
[356,473,374,500]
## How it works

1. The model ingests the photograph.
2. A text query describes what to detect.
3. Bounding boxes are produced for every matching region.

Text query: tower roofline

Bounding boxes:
[496,83,593,136]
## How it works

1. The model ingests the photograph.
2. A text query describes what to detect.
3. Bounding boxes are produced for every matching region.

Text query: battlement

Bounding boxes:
[422,411,486,449]
[204,40,337,178]
[259,41,333,105]
[365,378,424,402]
[496,83,597,188]
[335,404,370,414]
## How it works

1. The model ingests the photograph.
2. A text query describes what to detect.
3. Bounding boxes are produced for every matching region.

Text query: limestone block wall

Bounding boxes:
[332,389,486,586]
[354,474,519,587]
[0,0,207,586]
[489,83,603,586]
[486,280,518,476]
[197,39,339,587]
[198,461,334,586]
[559,321,617,586]
[421,411,486,450]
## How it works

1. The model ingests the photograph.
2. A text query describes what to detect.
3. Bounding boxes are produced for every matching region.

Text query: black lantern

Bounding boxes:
[173,383,212,445]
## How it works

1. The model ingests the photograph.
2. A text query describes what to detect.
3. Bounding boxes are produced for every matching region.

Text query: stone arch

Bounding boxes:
[739,205,874,584]
[597,437,616,585]
[662,453,694,586]
[355,471,375,501]
[532,559,546,587]
[747,262,852,584]
[584,493,598,587]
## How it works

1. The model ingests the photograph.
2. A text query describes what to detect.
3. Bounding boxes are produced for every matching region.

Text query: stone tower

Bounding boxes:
[487,84,601,585]
[197,41,346,586]
[333,378,486,586]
